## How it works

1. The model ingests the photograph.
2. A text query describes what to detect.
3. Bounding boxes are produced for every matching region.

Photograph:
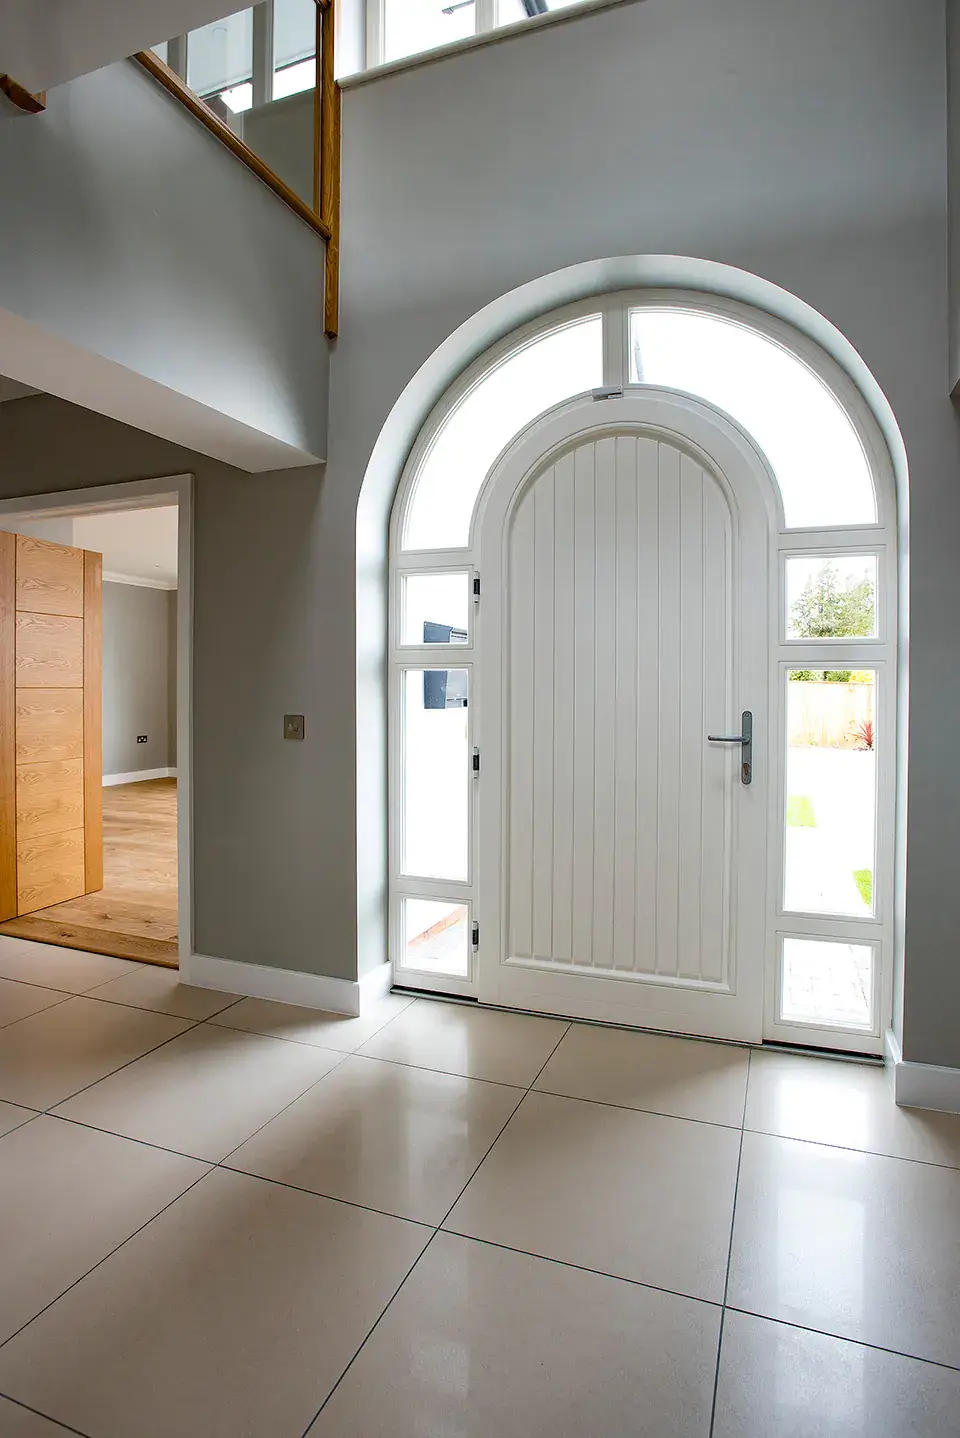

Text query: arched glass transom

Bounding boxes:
[629,308,877,528]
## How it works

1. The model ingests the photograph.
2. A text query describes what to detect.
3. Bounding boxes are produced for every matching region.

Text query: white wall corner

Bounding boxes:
[183,954,394,1016]
[884,1028,960,1114]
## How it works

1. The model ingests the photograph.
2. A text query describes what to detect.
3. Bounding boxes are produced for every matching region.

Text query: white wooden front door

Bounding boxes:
[477,392,773,1041]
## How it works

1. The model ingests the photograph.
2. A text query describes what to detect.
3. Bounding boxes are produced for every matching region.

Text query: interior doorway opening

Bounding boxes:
[0,476,192,970]
[388,290,900,1055]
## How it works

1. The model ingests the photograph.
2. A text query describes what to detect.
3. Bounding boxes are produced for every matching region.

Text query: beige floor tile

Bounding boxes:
[90,965,241,1021]
[728,1131,960,1368]
[444,1090,740,1301]
[0,1116,206,1344]
[53,1022,345,1161]
[308,1231,720,1438]
[0,1101,37,1138]
[359,999,568,1085]
[534,1023,749,1126]
[746,1049,960,1167]
[714,1309,960,1438]
[0,1168,431,1438]
[0,939,137,993]
[227,1054,524,1223]
[0,1396,78,1436]
[0,997,193,1110]
[211,991,415,1052]
[0,978,69,1030]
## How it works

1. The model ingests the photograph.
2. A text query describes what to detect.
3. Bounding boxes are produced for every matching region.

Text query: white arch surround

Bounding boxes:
[358,257,909,1051]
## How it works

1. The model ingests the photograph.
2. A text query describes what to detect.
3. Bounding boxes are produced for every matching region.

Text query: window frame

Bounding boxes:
[389,290,898,1049]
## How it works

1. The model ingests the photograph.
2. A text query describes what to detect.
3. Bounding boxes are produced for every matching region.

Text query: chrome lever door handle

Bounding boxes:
[707,711,753,786]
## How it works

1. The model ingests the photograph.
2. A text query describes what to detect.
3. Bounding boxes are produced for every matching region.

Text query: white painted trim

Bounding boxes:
[0,475,194,969]
[103,768,177,787]
[885,1028,960,1114]
[184,953,391,1017]
[103,571,177,591]
[347,0,636,85]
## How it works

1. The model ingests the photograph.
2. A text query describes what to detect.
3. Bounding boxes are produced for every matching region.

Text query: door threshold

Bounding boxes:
[390,985,880,1062]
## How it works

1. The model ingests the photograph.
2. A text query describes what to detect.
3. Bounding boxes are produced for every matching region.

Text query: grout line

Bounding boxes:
[214,1053,353,1167]
[215,1163,436,1231]
[35,1016,205,1114]
[429,1022,572,1229]
[438,1228,725,1311]
[708,1048,750,1437]
[0,1165,212,1358]
[0,1391,92,1437]
[42,1110,220,1165]
[739,1124,960,1173]
[299,1229,442,1437]
[720,1304,960,1376]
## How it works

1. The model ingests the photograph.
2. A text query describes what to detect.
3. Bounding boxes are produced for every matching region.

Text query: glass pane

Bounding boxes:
[629,310,877,528]
[786,555,877,640]
[402,669,469,880]
[780,937,874,1030]
[402,573,470,645]
[496,0,527,24]
[384,0,476,64]
[152,41,169,62]
[784,670,876,917]
[273,57,316,99]
[401,898,469,977]
[403,316,603,550]
[274,0,316,69]
[187,8,253,96]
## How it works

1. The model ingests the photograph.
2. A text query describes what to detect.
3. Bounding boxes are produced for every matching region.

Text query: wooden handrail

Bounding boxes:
[0,75,45,113]
[320,0,341,337]
[133,48,332,245]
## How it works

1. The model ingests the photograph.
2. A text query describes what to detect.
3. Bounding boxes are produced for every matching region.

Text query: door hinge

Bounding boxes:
[472,920,479,949]
[592,385,623,401]
[472,747,481,774]
[473,572,481,601]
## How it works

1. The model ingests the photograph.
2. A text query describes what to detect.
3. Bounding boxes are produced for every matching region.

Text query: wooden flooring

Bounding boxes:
[0,778,178,966]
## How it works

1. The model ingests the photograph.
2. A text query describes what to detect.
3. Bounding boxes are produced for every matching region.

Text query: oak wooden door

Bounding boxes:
[0,533,102,919]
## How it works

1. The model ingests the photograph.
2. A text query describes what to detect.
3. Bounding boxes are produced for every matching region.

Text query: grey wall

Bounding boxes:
[0,395,354,980]
[0,60,328,468]
[103,582,177,776]
[324,0,960,1066]
[0,516,75,545]
[949,0,960,391]
[242,90,315,210]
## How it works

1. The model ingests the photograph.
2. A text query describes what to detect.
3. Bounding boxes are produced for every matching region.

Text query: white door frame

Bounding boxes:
[0,474,194,965]
[475,390,776,1042]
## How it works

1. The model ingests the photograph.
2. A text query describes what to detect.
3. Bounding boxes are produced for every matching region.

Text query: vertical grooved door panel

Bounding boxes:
[505,436,734,989]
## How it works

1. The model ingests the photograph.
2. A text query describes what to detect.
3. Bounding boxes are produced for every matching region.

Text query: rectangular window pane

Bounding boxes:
[784,670,876,917]
[780,937,874,1030]
[187,8,252,96]
[401,669,469,880]
[384,0,476,63]
[401,899,469,977]
[401,573,470,646]
[786,555,877,640]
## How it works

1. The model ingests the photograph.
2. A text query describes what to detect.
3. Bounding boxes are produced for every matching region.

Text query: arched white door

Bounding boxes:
[477,392,775,1042]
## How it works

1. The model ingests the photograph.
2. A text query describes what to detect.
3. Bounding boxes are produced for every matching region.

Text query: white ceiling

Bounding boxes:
[0,0,246,94]
[72,506,179,588]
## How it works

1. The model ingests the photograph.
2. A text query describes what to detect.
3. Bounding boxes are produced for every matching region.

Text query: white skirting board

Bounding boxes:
[885,1029,960,1114]
[103,767,177,786]
[182,953,394,1017]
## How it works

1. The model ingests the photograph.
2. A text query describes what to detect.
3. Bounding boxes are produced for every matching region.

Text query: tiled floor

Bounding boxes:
[0,938,958,1436]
